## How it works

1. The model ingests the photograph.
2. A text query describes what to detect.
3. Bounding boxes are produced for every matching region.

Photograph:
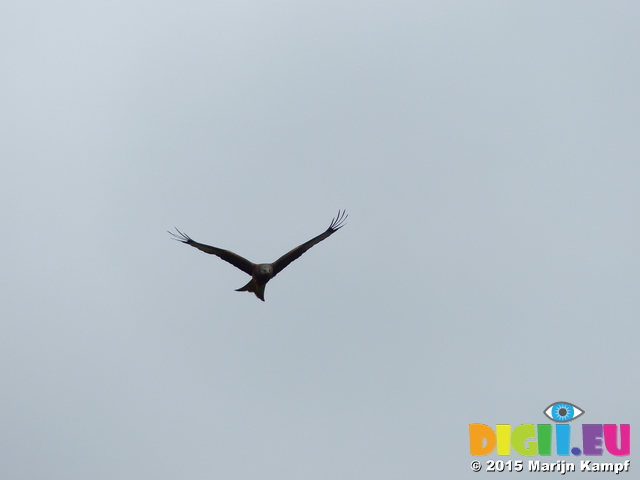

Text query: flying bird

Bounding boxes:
[169,210,347,301]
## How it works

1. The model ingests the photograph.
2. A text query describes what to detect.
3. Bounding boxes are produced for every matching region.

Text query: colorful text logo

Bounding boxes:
[469,402,630,457]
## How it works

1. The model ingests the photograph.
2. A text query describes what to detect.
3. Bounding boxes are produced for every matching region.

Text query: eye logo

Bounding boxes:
[543,402,584,422]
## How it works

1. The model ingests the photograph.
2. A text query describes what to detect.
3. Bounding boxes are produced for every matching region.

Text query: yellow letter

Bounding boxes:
[497,424,511,455]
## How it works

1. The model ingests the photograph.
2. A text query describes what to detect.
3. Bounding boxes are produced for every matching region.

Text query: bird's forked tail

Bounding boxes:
[235,279,266,301]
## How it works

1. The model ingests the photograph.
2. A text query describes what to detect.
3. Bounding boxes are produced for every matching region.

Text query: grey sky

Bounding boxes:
[1,1,638,478]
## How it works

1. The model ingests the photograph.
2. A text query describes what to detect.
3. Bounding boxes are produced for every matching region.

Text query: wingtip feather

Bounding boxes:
[329,209,348,231]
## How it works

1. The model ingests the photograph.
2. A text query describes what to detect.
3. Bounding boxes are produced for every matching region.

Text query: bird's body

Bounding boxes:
[169,210,347,301]
[235,264,274,301]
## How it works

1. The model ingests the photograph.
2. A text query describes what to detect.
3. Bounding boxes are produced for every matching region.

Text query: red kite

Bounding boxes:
[169,210,347,301]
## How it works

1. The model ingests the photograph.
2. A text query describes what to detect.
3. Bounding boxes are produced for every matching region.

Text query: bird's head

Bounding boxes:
[257,264,274,277]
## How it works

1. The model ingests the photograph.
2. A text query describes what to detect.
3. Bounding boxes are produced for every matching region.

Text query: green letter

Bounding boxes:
[511,424,537,456]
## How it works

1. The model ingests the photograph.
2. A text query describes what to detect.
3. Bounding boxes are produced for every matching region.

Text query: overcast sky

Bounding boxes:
[1,1,638,478]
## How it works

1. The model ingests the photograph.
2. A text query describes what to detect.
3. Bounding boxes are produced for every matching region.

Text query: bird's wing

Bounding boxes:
[169,228,255,276]
[272,210,347,276]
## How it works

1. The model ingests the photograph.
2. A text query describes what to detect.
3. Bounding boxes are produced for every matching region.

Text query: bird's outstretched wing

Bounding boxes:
[272,210,347,276]
[168,228,255,276]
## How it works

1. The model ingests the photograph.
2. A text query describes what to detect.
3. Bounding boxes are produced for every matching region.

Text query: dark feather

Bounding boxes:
[168,228,255,276]
[272,210,347,276]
